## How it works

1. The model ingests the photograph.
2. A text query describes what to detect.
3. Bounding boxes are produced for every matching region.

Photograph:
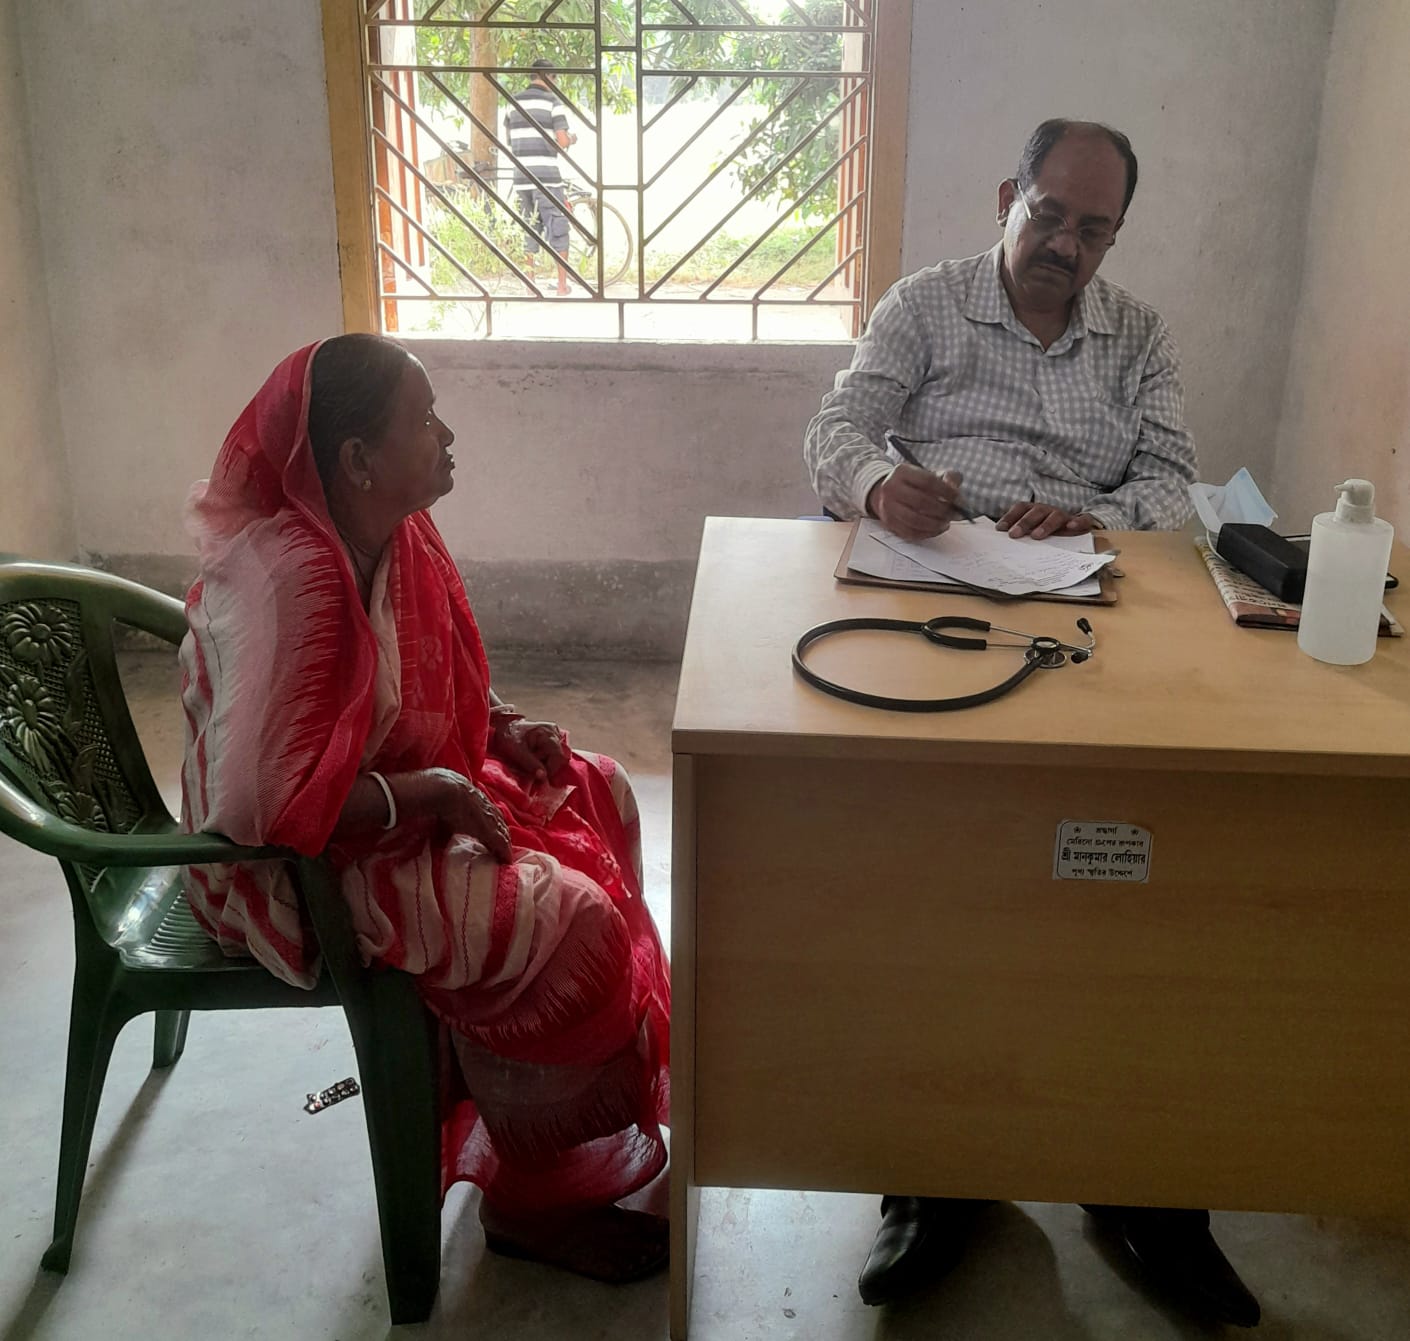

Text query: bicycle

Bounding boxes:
[503,175,634,290]
[561,182,634,289]
[425,144,634,291]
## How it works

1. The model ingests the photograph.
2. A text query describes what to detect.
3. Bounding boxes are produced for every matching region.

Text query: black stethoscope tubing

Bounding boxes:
[791,615,1093,712]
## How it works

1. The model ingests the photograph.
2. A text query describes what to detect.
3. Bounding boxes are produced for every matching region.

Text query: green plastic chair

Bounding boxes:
[0,560,442,1324]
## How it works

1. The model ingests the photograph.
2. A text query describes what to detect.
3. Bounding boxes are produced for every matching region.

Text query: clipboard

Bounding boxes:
[833,519,1120,606]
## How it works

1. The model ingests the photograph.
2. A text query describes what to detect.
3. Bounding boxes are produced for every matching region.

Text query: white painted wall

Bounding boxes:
[13,1,1346,648]
[422,340,832,564]
[14,0,345,560]
[403,339,838,655]
[15,2,833,579]
[1272,0,1410,535]
[902,0,1335,493]
[0,0,71,560]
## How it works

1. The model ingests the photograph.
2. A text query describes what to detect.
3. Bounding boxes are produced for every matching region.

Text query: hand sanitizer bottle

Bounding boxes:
[1297,479,1395,665]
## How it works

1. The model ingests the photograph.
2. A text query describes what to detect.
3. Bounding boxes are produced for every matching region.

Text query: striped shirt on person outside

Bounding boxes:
[505,83,568,189]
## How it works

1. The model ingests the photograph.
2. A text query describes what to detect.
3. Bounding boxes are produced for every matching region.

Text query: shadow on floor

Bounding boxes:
[1,1065,177,1341]
[872,1202,1090,1341]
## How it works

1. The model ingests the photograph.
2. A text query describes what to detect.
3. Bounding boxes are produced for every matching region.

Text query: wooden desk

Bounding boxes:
[668,519,1410,1339]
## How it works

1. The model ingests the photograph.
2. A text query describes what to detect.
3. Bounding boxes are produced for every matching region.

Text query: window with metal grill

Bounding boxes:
[322,0,911,341]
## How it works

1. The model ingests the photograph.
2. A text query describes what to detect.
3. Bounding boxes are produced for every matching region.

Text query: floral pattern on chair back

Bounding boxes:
[0,598,147,884]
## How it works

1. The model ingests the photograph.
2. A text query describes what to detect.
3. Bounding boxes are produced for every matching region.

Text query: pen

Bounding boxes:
[884,432,984,523]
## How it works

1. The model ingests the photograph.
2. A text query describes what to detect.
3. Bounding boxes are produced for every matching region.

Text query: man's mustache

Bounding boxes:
[1034,253,1077,276]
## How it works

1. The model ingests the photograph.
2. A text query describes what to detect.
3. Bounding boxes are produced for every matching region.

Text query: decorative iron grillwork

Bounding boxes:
[359,0,879,339]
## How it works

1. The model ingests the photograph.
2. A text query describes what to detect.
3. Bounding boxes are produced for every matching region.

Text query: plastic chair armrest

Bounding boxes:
[0,771,282,866]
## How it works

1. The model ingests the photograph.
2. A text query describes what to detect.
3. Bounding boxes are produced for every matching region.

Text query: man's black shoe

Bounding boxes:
[1084,1204,1261,1328]
[857,1196,989,1306]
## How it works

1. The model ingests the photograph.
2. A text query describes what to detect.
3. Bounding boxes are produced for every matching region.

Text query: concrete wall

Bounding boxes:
[14,0,345,563]
[416,339,835,656]
[14,1,835,655]
[903,0,1335,493]
[15,1,1341,654]
[0,0,71,560]
[1272,0,1410,535]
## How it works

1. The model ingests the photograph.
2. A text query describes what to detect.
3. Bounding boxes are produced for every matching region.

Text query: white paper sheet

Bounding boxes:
[848,520,1104,596]
[847,523,944,583]
[859,519,1115,596]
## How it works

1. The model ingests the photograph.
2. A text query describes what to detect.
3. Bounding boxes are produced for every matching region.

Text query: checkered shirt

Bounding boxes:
[805,245,1197,531]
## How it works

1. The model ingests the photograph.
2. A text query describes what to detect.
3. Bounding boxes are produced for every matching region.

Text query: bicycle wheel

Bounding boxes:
[567,197,634,289]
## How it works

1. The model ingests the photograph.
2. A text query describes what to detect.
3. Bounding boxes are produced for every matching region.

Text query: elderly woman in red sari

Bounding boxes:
[179,334,670,1281]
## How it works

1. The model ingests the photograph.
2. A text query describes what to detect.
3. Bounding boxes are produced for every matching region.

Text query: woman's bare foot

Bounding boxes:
[479,1201,669,1283]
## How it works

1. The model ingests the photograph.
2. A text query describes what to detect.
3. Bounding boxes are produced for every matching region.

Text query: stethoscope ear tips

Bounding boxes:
[1071,649,1090,664]
[1077,618,1093,635]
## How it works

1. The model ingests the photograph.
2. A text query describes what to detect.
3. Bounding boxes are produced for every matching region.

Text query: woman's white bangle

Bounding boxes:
[367,771,397,830]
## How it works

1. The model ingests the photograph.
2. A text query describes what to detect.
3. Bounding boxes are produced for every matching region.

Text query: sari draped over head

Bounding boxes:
[179,342,669,1212]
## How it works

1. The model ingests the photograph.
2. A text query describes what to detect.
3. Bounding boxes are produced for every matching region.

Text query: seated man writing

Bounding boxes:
[803,120,1257,1329]
[807,118,1195,543]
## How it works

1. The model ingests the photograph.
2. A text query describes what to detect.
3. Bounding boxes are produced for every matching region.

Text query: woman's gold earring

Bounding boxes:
[361,479,372,492]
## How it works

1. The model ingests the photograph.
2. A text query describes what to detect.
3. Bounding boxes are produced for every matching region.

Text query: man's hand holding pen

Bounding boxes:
[865,463,967,541]
[869,433,1101,541]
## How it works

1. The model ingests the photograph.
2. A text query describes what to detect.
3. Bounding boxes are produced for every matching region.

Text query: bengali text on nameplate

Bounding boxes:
[1053,821,1152,882]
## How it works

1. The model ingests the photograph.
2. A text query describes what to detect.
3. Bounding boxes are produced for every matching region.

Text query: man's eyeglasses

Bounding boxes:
[1011,184,1118,251]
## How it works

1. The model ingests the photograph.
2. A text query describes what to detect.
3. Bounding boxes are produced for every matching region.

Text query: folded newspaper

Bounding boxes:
[1195,538,1403,636]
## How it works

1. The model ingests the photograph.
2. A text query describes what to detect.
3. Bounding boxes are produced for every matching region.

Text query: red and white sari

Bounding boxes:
[178,343,669,1212]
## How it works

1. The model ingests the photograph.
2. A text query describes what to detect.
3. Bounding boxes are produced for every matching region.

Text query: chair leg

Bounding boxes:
[42,995,125,1273]
[301,856,441,1322]
[349,980,442,1324]
[152,1010,191,1069]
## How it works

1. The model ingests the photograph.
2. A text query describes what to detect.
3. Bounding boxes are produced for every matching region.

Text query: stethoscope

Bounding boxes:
[791,615,1097,712]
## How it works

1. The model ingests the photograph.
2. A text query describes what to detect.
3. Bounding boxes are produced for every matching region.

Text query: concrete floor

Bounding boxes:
[2,654,1408,1341]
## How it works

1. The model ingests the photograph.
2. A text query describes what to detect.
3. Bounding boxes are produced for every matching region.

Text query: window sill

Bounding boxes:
[404,337,855,376]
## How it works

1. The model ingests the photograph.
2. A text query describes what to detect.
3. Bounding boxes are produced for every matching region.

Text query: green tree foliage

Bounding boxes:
[412,1,635,135]
[412,0,851,213]
[643,0,848,211]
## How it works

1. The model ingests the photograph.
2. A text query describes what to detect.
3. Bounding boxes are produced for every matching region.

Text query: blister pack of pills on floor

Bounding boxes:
[304,1077,360,1114]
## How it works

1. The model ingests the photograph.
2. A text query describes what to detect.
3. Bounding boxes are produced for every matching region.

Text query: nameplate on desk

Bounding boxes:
[1053,821,1153,882]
